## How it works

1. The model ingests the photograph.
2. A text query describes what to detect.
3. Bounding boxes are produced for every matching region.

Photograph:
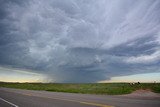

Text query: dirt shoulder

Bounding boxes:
[118,89,160,100]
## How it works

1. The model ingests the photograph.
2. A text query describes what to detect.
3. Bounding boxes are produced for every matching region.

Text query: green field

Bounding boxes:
[0,82,160,95]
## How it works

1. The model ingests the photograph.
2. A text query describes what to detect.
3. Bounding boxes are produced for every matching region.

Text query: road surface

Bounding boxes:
[0,88,160,107]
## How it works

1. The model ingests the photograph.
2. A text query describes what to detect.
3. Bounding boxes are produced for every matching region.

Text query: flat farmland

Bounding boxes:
[0,83,160,95]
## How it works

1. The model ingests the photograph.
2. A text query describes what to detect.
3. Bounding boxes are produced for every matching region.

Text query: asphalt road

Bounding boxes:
[0,88,160,107]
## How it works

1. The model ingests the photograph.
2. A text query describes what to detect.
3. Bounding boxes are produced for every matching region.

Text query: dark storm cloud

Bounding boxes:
[107,36,160,56]
[0,0,160,82]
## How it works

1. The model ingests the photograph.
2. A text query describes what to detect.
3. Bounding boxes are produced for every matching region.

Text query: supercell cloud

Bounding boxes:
[0,0,160,82]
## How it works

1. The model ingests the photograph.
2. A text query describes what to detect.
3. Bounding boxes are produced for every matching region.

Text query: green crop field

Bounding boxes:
[0,82,160,95]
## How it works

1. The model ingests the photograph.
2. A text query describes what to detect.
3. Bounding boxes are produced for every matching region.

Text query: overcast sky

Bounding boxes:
[0,0,160,83]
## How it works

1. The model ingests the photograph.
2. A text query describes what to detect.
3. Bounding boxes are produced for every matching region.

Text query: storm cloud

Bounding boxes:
[0,0,160,82]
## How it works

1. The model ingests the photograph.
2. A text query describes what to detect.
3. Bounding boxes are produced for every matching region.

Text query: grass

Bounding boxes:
[0,82,160,95]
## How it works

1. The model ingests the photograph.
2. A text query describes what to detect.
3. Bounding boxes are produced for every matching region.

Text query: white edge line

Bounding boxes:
[0,97,19,107]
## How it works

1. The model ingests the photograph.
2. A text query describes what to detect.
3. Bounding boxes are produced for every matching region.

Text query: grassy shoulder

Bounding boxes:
[0,82,160,95]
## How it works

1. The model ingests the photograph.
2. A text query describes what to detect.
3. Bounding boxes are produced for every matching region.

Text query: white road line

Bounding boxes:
[0,97,19,107]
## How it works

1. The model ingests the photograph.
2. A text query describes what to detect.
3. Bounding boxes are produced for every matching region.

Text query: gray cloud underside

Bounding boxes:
[0,0,160,82]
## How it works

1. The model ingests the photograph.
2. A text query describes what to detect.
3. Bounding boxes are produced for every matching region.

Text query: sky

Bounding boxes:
[0,0,160,83]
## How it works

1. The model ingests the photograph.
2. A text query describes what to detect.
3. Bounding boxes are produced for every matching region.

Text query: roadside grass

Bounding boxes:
[0,82,160,95]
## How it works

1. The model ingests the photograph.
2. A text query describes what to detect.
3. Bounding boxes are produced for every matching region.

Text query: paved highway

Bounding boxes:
[0,88,160,107]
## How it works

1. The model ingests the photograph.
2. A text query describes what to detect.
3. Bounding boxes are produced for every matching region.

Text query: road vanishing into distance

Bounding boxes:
[0,88,160,107]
